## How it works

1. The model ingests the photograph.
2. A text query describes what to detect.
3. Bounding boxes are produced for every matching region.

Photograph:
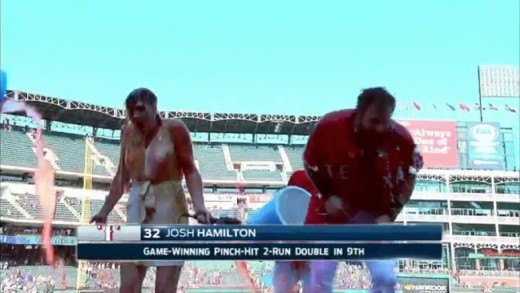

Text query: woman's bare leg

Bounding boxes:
[155,265,183,293]
[120,264,147,293]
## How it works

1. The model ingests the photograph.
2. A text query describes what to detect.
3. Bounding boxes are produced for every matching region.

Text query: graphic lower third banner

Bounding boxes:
[77,242,443,261]
[398,120,459,168]
[77,224,443,242]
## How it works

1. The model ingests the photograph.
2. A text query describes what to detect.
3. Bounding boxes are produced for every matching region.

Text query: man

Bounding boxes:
[90,88,212,293]
[303,87,424,293]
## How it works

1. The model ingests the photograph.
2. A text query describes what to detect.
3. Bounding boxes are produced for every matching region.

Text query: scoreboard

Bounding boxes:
[76,224,444,261]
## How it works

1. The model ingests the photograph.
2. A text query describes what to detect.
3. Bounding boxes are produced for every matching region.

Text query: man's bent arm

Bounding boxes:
[169,120,206,211]
[303,123,331,199]
[100,128,129,215]
[304,163,331,199]
[387,176,416,221]
[387,146,423,221]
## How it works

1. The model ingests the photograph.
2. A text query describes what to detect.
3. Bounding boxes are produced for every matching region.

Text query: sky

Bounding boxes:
[1,0,519,166]
[1,0,518,114]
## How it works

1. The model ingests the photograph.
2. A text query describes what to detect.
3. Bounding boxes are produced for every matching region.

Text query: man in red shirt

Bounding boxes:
[303,87,424,293]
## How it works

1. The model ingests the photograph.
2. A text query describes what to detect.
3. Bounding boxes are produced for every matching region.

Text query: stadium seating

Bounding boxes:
[228,144,282,163]
[0,198,25,219]
[89,198,125,223]
[64,197,83,218]
[242,170,283,181]
[193,144,237,180]
[0,128,36,168]
[44,131,86,173]
[54,200,79,222]
[93,138,120,163]
[283,146,305,170]
[0,127,304,182]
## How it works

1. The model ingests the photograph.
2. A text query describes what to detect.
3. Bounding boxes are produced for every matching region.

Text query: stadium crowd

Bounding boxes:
[2,248,519,292]
[1,195,519,292]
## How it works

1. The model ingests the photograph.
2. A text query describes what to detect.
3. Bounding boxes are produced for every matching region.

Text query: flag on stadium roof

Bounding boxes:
[396,101,518,114]
[459,103,470,111]
[474,103,485,111]
[505,104,517,113]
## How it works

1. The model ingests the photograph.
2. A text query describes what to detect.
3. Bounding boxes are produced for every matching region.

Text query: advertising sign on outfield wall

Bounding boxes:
[399,276,449,293]
[465,122,505,170]
[398,120,459,169]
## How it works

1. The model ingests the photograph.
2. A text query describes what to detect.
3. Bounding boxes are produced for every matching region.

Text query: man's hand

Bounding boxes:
[324,195,344,216]
[374,214,391,224]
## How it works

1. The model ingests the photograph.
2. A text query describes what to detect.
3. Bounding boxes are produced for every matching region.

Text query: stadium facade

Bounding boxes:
[1,90,519,292]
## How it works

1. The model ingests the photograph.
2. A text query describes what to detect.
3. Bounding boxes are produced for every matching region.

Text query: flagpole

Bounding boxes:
[477,67,484,122]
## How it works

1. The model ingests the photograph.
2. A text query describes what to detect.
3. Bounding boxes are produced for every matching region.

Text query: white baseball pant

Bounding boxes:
[272,211,397,293]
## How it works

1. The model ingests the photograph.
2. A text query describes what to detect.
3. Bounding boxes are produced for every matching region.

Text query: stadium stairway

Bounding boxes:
[91,137,120,176]
[4,192,33,219]
[88,138,116,177]
[0,197,26,219]
[54,200,80,222]
[113,204,127,222]
[277,145,293,174]
[25,132,62,171]
[284,146,304,171]
[44,131,86,173]
[280,172,288,182]
[61,197,81,220]
[221,144,235,171]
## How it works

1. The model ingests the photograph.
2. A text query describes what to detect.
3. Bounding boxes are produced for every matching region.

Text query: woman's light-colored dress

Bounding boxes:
[123,122,189,267]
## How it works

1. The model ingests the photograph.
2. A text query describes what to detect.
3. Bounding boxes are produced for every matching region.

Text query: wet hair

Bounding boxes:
[125,88,157,109]
[356,87,396,113]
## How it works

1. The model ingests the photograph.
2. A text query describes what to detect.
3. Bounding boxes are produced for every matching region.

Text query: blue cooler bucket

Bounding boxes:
[247,186,311,225]
[1,70,7,103]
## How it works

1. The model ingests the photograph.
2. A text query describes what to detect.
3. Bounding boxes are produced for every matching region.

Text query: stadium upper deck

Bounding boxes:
[3,90,321,135]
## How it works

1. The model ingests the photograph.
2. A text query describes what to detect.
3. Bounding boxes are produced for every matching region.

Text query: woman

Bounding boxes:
[91,88,212,293]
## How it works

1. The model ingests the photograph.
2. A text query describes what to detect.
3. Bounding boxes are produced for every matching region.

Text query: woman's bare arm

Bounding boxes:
[99,127,130,215]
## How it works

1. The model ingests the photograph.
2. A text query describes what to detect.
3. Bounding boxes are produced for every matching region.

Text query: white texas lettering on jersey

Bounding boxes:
[324,164,350,180]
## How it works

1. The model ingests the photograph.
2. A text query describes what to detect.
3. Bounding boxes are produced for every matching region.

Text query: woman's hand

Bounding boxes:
[90,210,109,224]
[194,207,213,224]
